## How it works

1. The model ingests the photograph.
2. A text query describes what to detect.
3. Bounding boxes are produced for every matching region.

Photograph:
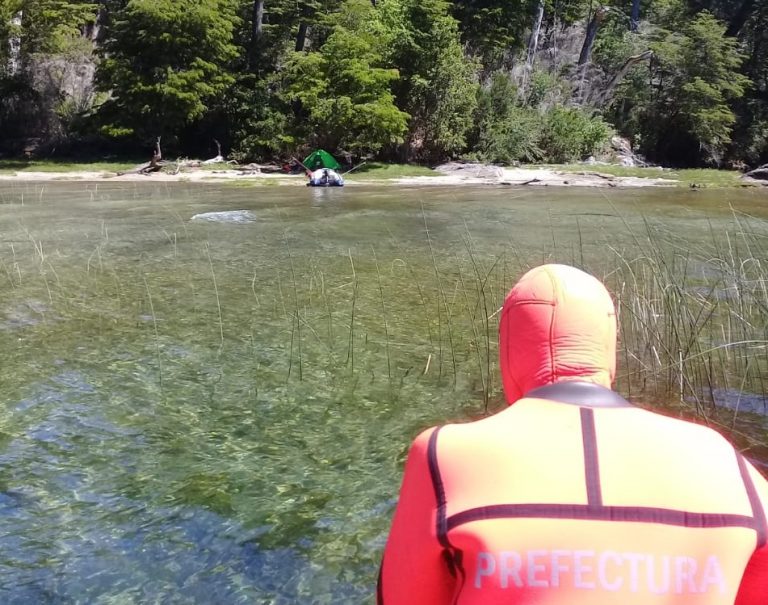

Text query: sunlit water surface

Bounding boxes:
[0,181,766,603]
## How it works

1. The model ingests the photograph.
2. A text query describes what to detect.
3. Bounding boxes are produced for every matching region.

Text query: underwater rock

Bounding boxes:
[190,210,257,224]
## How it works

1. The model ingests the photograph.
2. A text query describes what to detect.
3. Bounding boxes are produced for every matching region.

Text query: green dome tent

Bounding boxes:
[303,149,342,171]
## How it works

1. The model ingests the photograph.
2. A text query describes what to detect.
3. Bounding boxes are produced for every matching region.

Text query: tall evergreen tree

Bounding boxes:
[282,0,408,155]
[94,0,239,143]
[728,0,768,164]
[380,0,478,161]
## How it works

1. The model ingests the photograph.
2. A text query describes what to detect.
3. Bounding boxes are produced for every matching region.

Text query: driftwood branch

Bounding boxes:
[202,139,225,164]
[114,136,165,176]
[114,138,239,177]
[140,136,163,173]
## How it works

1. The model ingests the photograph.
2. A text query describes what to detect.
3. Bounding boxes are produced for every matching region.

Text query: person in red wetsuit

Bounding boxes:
[378,263,768,604]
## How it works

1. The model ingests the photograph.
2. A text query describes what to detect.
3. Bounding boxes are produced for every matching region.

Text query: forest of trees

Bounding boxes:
[0,0,766,168]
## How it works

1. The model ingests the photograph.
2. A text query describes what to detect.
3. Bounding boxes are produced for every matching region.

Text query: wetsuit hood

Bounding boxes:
[499,264,617,404]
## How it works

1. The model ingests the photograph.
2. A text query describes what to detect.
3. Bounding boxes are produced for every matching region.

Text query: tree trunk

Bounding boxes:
[252,0,264,41]
[578,6,608,67]
[8,10,22,75]
[248,0,265,69]
[725,0,755,37]
[295,22,309,52]
[630,0,640,31]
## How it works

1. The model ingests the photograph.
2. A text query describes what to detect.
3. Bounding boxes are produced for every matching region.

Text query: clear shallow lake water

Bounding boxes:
[0,181,767,603]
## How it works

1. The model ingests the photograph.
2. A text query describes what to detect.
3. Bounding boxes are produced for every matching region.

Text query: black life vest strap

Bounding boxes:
[525,381,633,408]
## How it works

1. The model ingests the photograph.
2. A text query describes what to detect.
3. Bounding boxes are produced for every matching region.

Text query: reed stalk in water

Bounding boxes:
[460,228,502,412]
[601,207,768,428]
[457,265,487,406]
[372,246,393,388]
[0,255,16,289]
[285,237,303,381]
[346,249,358,375]
[142,271,163,390]
[422,203,457,385]
[204,243,224,349]
[407,262,435,350]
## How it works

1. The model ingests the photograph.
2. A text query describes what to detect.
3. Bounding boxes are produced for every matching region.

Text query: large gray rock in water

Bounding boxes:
[191,210,256,223]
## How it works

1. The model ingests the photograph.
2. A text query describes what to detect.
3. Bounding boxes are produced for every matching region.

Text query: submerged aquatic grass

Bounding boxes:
[0,182,766,602]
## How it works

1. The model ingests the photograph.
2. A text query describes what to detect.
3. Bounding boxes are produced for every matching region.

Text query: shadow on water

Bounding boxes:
[0,181,766,601]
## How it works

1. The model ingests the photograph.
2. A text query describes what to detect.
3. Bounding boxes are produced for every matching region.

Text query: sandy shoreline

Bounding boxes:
[396,166,678,188]
[0,165,679,188]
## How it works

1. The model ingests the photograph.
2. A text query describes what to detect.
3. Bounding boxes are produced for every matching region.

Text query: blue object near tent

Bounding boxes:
[307,168,344,187]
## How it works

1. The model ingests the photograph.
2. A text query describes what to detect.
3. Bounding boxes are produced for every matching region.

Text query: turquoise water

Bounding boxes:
[0,181,766,602]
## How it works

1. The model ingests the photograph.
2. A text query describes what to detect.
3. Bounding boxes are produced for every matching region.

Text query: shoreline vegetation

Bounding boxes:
[0,160,764,189]
[3,0,768,190]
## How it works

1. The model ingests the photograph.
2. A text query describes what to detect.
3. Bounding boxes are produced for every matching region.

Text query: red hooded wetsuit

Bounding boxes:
[378,264,768,604]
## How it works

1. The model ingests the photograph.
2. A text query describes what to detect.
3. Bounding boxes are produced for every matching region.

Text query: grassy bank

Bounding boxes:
[0,159,143,173]
[553,164,747,188]
[343,162,438,179]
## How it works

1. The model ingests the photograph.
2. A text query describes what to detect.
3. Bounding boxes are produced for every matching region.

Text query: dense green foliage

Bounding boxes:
[283,0,409,154]
[470,72,612,164]
[0,0,97,141]
[609,7,751,165]
[382,0,478,161]
[0,0,766,166]
[96,0,239,141]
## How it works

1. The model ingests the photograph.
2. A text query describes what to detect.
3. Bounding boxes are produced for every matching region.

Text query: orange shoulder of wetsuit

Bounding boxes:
[379,264,768,605]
